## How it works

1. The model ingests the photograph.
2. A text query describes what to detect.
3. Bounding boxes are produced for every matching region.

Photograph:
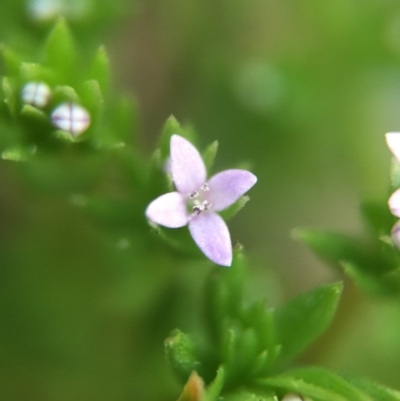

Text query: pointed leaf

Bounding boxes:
[159,115,186,160]
[204,249,246,344]
[293,229,372,272]
[90,46,110,94]
[45,18,76,78]
[275,282,342,362]
[202,366,225,401]
[219,196,250,221]
[202,140,218,172]
[2,77,17,118]
[349,377,400,401]
[1,45,21,76]
[260,368,372,401]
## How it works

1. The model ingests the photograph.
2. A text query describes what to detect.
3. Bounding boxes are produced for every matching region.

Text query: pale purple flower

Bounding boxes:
[386,133,400,247]
[145,135,257,266]
[386,132,400,161]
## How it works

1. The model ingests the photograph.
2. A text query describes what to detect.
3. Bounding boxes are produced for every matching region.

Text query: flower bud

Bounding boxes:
[51,102,90,136]
[21,82,51,108]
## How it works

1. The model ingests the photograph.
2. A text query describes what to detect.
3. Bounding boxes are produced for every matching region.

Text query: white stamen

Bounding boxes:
[21,82,51,108]
[193,205,204,215]
[200,183,209,191]
[51,102,91,136]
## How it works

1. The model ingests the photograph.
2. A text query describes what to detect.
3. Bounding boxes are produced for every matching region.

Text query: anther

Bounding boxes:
[193,205,204,215]
[202,200,211,210]
[200,183,209,191]
[189,190,199,199]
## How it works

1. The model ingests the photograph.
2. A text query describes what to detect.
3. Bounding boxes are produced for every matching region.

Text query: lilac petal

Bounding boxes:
[392,220,400,248]
[389,189,400,218]
[188,212,232,266]
[146,192,188,228]
[207,169,257,212]
[171,135,206,195]
[386,132,400,161]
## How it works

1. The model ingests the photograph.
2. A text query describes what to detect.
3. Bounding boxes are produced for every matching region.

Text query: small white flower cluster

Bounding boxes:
[28,0,90,22]
[21,81,90,137]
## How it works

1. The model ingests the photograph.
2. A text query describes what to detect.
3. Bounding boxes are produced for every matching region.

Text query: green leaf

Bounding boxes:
[259,367,372,401]
[53,85,79,103]
[349,377,400,401]
[44,18,76,79]
[202,140,218,172]
[20,63,55,84]
[223,390,277,401]
[204,249,246,344]
[164,329,201,382]
[21,104,47,122]
[1,45,21,76]
[90,46,110,95]
[275,282,342,362]
[2,76,17,118]
[293,229,368,270]
[202,366,225,401]
[219,196,250,221]
[80,79,103,118]
[110,94,137,144]
[159,115,186,160]
[360,199,393,236]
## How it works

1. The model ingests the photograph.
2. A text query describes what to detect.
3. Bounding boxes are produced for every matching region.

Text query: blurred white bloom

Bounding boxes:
[28,0,91,21]
[21,82,51,108]
[386,132,400,161]
[51,102,91,136]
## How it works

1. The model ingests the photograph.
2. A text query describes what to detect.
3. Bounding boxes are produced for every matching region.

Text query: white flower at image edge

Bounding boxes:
[385,132,400,247]
[145,135,257,266]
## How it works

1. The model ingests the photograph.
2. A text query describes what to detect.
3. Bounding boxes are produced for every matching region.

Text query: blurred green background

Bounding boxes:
[2,0,400,400]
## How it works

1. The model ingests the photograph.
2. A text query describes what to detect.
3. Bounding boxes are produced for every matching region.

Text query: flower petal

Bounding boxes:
[392,220,400,248]
[386,132,400,161]
[207,169,257,212]
[146,192,188,228]
[171,135,207,195]
[188,212,232,266]
[389,189,400,218]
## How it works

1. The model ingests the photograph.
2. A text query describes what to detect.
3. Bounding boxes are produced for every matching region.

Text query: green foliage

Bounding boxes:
[274,282,343,363]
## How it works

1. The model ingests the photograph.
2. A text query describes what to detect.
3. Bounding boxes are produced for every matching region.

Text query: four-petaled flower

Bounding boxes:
[386,132,400,247]
[146,135,257,266]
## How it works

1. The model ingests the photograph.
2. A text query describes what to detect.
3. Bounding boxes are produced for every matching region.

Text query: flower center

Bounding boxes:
[187,183,211,216]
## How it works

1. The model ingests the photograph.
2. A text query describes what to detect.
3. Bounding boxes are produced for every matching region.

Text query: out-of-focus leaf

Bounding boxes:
[360,199,393,235]
[159,115,186,160]
[44,18,76,79]
[293,229,368,270]
[21,104,47,122]
[202,140,218,172]
[219,196,250,221]
[259,367,372,401]
[90,46,110,95]
[2,76,17,118]
[349,377,400,401]
[204,249,246,344]
[164,329,201,383]
[223,390,277,401]
[1,45,21,76]
[202,366,225,401]
[275,282,342,362]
